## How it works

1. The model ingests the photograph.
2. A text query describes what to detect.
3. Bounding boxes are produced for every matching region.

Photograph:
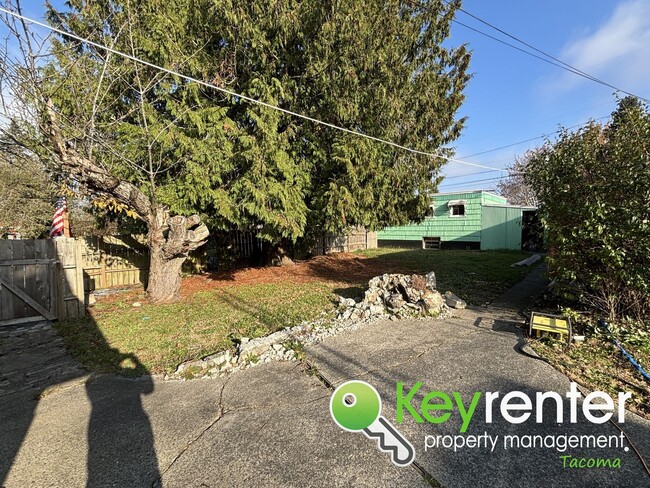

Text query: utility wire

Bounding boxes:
[457,115,610,160]
[452,19,591,79]
[443,169,499,180]
[455,4,649,102]
[449,4,650,103]
[440,175,507,188]
[0,6,509,174]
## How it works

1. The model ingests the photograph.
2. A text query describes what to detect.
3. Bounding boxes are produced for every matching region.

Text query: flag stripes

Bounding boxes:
[50,196,67,238]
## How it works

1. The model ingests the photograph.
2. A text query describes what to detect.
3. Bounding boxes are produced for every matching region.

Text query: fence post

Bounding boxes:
[54,241,65,321]
[74,239,85,314]
[54,238,85,320]
[99,249,107,289]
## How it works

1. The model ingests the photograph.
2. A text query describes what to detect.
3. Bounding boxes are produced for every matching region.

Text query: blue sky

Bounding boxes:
[6,1,650,196]
[440,0,650,192]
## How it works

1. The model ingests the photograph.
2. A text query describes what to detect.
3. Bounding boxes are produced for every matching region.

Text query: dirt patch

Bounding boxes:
[181,252,413,297]
[93,253,393,306]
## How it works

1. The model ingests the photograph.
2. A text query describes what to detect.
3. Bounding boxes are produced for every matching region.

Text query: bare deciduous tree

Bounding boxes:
[0,0,208,302]
[496,150,540,207]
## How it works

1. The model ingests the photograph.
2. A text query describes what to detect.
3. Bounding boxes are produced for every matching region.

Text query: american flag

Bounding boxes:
[50,196,67,238]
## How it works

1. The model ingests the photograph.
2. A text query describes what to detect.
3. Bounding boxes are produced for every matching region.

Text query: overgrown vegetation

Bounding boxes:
[531,312,650,418]
[55,249,531,374]
[0,154,54,238]
[526,97,650,323]
[524,97,649,417]
[1,0,470,302]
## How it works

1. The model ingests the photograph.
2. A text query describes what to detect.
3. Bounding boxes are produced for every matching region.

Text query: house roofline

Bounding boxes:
[483,204,538,210]
[431,189,505,199]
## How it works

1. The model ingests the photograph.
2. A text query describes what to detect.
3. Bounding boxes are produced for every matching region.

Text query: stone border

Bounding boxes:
[170,272,466,380]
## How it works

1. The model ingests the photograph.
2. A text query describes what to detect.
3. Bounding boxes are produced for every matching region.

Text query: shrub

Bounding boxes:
[526,97,650,322]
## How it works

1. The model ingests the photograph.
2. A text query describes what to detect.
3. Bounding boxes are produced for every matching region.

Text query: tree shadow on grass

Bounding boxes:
[333,285,365,299]
[217,289,298,337]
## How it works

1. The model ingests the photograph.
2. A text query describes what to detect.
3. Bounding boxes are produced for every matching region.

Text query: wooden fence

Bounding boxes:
[77,229,379,286]
[309,228,378,256]
[0,238,84,325]
[79,235,149,291]
[0,228,379,324]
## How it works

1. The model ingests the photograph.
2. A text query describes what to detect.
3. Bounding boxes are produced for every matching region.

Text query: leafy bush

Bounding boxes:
[526,97,650,322]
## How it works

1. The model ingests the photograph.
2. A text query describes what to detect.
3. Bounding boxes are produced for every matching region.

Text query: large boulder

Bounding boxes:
[421,291,445,315]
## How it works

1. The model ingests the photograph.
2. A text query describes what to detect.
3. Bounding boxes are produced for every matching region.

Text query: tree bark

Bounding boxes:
[40,98,209,303]
[146,206,209,303]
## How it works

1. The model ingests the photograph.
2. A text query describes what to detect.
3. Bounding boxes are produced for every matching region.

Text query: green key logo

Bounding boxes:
[330,380,415,467]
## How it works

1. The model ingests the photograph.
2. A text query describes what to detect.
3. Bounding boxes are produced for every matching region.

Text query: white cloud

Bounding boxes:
[548,0,650,96]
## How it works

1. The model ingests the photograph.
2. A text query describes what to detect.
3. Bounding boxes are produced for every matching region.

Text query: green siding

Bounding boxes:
[379,191,504,243]
[481,192,508,206]
[378,191,526,250]
[480,206,523,250]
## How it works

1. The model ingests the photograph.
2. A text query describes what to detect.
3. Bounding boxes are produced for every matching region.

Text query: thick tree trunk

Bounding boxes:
[146,206,209,303]
[40,100,209,302]
[147,249,185,303]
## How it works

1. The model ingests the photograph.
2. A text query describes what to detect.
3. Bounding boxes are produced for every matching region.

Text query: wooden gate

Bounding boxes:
[0,239,84,326]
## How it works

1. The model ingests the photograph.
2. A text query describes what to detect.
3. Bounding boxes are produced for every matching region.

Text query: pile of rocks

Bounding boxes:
[172,272,467,380]
[335,272,466,321]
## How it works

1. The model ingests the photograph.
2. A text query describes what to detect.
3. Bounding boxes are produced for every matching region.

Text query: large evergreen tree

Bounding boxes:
[0,0,470,301]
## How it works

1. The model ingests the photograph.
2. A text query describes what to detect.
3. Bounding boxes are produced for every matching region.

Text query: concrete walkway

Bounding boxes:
[1,264,649,487]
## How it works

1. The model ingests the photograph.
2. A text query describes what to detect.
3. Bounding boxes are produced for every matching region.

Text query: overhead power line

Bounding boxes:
[442,169,499,180]
[457,115,610,160]
[450,5,650,103]
[440,175,507,189]
[0,6,509,174]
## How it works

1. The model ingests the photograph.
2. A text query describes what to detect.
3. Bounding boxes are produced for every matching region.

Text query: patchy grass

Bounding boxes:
[530,313,650,420]
[355,248,533,305]
[56,248,535,375]
[56,281,334,375]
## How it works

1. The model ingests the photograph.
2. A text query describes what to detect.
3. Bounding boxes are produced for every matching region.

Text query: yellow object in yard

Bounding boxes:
[529,312,572,344]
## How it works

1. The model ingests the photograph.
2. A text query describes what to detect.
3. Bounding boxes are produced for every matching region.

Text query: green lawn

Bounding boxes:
[56,282,334,376]
[354,248,532,305]
[56,248,533,375]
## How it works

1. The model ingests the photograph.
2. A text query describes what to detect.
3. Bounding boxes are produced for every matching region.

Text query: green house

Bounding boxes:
[378,190,539,251]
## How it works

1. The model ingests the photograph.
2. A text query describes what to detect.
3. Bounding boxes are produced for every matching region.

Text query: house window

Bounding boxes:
[450,204,465,216]
[448,200,466,217]
[427,205,435,218]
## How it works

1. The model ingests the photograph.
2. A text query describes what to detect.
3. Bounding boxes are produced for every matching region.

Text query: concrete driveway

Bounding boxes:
[2,269,649,487]
[305,308,650,487]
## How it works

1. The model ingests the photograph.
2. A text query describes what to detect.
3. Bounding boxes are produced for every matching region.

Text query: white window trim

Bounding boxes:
[447,200,466,218]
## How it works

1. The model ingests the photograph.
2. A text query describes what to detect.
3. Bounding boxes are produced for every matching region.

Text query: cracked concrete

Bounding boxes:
[153,379,230,487]
[302,266,650,487]
[2,264,649,487]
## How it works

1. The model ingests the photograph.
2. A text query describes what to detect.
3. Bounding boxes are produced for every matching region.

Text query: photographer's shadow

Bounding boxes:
[0,321,159,487]
[85,351,159,487]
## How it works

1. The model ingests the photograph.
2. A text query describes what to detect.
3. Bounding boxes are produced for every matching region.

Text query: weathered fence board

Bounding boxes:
[0,238,84,325]
[0,227,378,325]
[0,277,56,320]
[55,238,85,320]
[310,228,377,256]
[0,240,56,324]
[0,242,16,322]
[79,235,149,291]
